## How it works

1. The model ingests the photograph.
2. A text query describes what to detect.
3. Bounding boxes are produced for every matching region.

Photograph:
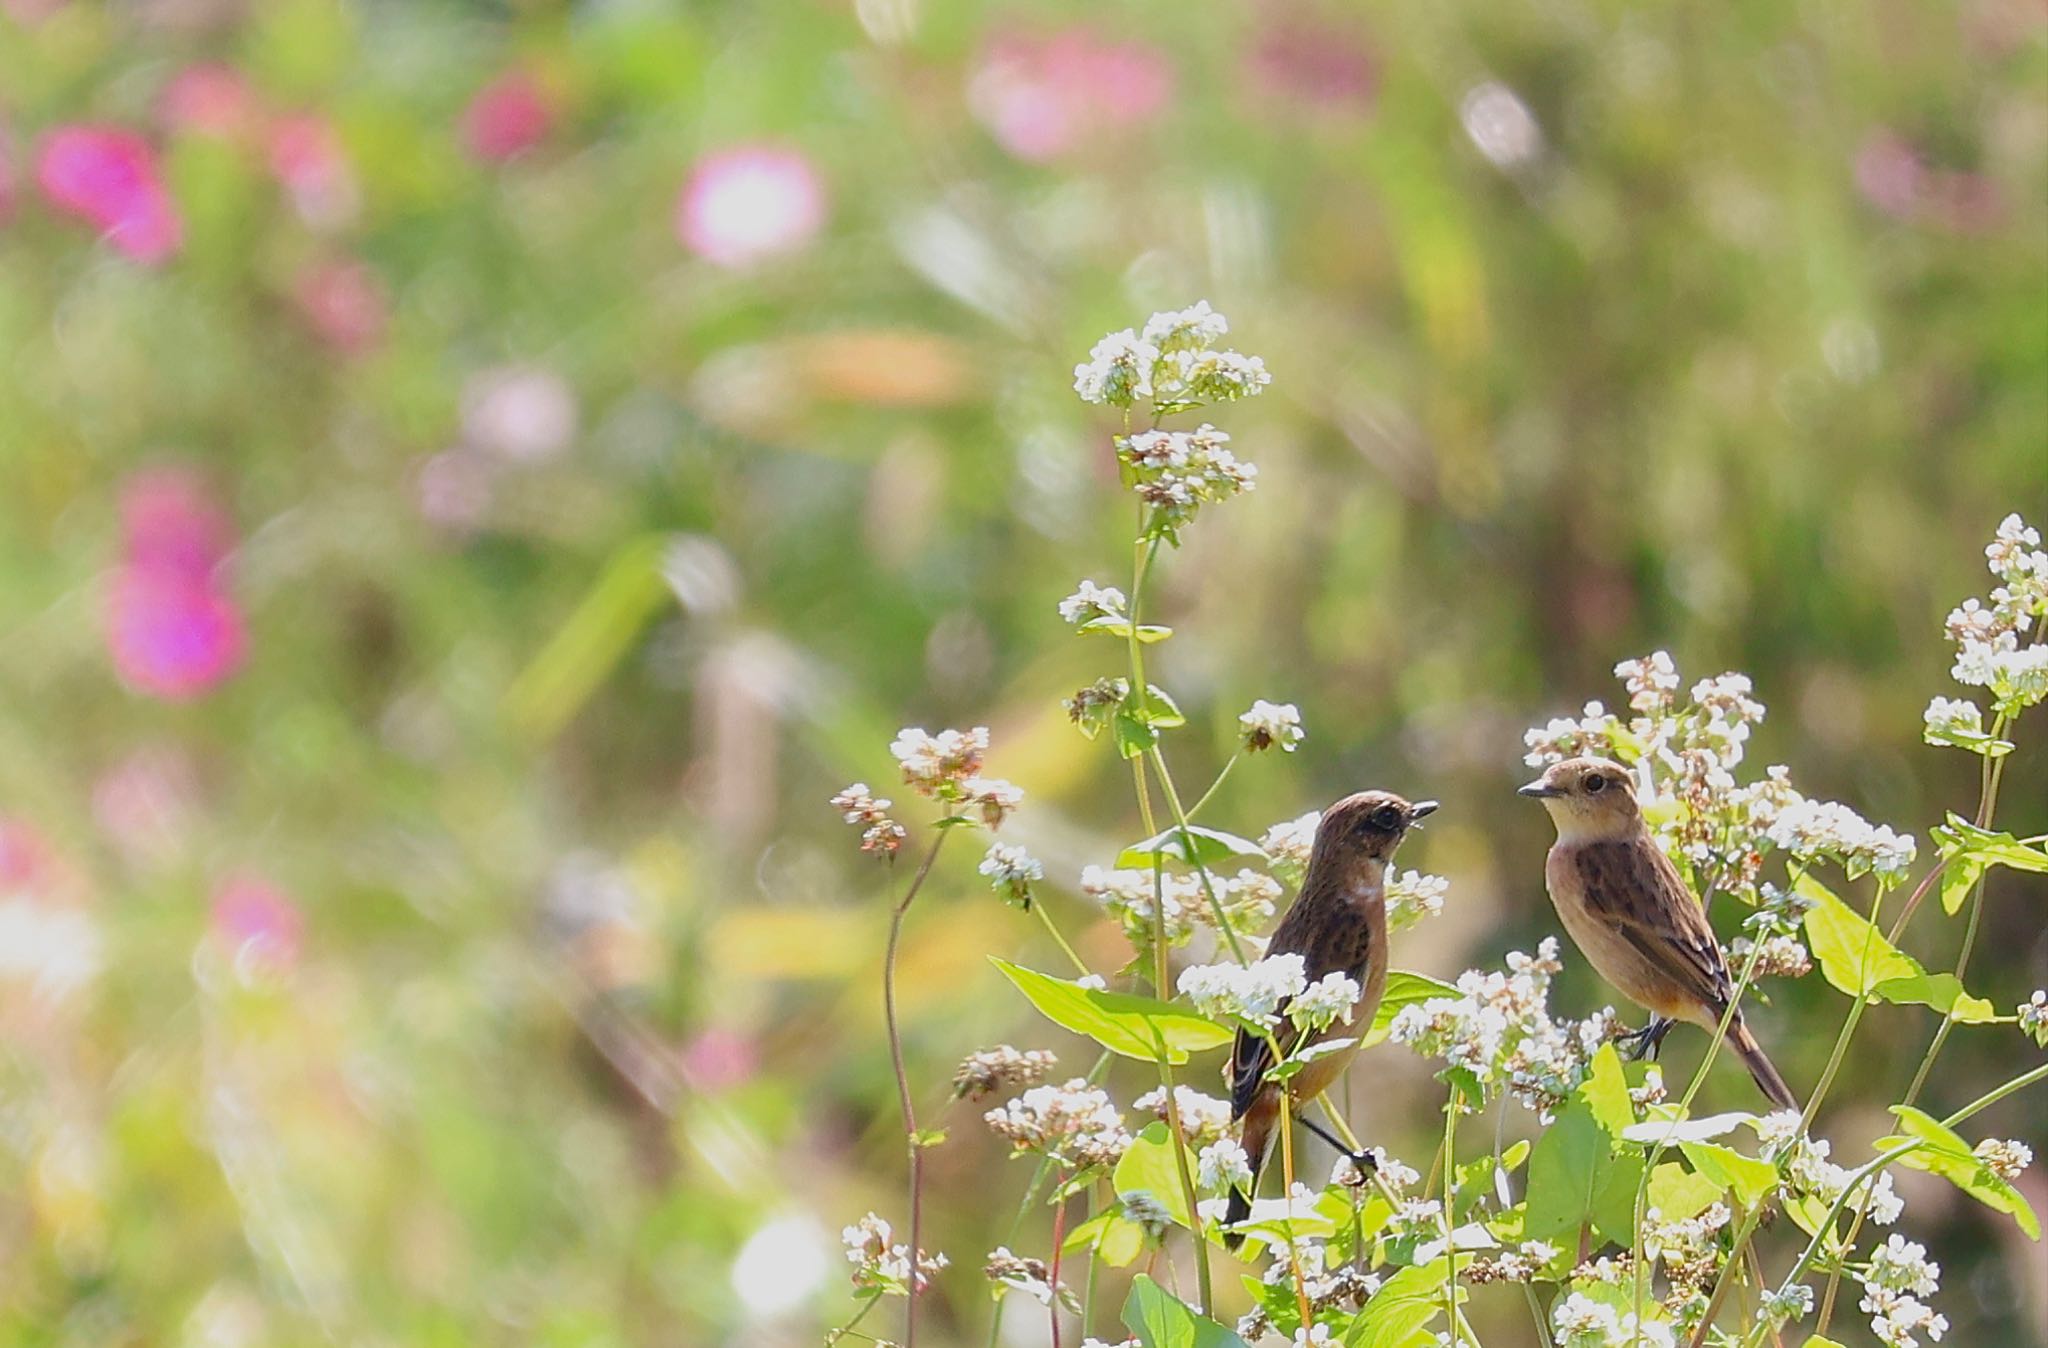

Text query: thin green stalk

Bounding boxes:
[1184,752,1240,823]
[1442,1089,1462,1346]
[1033,898,1092,978]
[882,829,952,1348]
[1149,743,1249,965]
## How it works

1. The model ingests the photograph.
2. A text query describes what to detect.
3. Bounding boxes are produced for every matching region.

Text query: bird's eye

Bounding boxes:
[1585,775,1608,794]
[1370,804,1402,830]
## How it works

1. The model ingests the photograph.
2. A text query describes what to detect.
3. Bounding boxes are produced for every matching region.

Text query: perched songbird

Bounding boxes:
[1223,790,1437,1248]
[1519,756,1797,1110]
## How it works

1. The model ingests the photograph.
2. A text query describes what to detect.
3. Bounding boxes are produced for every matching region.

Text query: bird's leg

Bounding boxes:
[1619,1015,1676,1062]
[1297,1114,1378,1177]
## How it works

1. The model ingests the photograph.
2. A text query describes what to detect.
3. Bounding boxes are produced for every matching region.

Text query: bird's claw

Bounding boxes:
[1617,1016,1675,1062]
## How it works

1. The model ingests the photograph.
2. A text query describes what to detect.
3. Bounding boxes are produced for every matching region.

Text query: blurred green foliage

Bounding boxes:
[0,1,2041,1345]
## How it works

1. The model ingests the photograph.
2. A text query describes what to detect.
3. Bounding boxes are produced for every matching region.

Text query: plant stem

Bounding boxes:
[883,829,952,1348]
[1049,1182,1069,1348]
[1033,898,1093,978]
[1443,1089,1462,1347]
[1149,743,1249,965]
[1185,753,1240,823]
[1279,1090,1313,1333]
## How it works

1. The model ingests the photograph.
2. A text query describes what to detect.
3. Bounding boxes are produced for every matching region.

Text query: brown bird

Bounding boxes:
[1519,756,1797,1110]
[1223,790,1436,1248]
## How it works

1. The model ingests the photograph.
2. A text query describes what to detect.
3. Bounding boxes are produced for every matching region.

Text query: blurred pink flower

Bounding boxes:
[268,114,358,229]
[460,364,578,463]
[294,257,389,355]
[92,748,200,869]
[1246,10,1377,112]
[682,1025,758,1091]
[35,125,183,263]
[0,818,52,893]
[106,571,247,700]
[1853,129,2006,235]
[462,70,554,162]
[968,28,1173,162]
[674,145,826,267]
[211,874,303,976]
[119,467,232,584]
[415,449,495,535]
[161,63,263,141]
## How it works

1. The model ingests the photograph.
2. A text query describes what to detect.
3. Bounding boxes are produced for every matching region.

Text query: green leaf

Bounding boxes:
[1137,684,1186,728]
[1077,615,1174,643]
[1922,723,2015,757]
[1939,815,2048,872]
[1878,1107,2040,1240]
[1114,710,1158,759]
[1524,1045,1640,1243]
[1678,1141,1779,1207]
[1114,1123,1195,1228]
[991,960,1232,1064]
[1647,1162,1725,1223]
[1867,972,2001,1023]
[1940,854,1985,917]
[1066,1211,1148,1266]
[1798,874,1917,997]
[1345,1260,1456,1348]
[1118,826,1268,870]
[1362,971,1459,1047]
[1121,1274,1250,1348]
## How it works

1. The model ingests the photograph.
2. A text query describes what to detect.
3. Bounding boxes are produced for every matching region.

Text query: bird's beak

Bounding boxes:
[1409,800,1439,821]
[1517,779,1560,799]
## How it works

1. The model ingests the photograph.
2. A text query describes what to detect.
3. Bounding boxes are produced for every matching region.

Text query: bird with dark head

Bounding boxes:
[1519,756,1798,1110]
[1222,789,1435,1250]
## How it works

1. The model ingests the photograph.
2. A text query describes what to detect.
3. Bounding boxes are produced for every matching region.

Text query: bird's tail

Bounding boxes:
[1223,1095,1276,1251]
[1730,1016,1798,1111]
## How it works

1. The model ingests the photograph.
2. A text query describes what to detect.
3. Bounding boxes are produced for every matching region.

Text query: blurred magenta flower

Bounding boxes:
[462,70,554,162]
[210,874,303,977]
[107,469,246,699]
[682,1025,759,1091]
[968,28,1173,162]
[106,572,248,700]
[268,114,358,229]
[294,257,389,355]
[160,63,262,141]
[35,125,182,263]
[674,145,826,267]
[119,467,231,583]
[1246,11,1378,112]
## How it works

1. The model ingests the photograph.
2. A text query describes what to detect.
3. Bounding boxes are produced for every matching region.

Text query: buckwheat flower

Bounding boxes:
[843,1212,948,1295]
[1156,347,1271,406]
[1523,701,1625,767]
[1643,1203,1730,1294]
[968,776,1025,829]
[1076,973,1107,990]
[1290,971,1361,1030]
[2019,990,2048,1047]
[1239,700,1304,753]
[1864,1293,1948,1348]
[1864,1235,1940,1296]
[953,1046,1056,1100]
[1058,579,1127,624]
[1064,677,1131,738]
[1726,932,1812,980]
[1259,812,1321,885]
[1142,300,1229,351]
[1081,865,1195,948]
[890,726,989,795]
[1291,1327,1333,1346]
[1551,1292,1621,1346]
[1616,651,1681,714]
[1197,1138,1254,1195]
[1760,1283,1814,1327]
[978,842,1042,907]
[1177,953,1308,1026]
[1133,1085,1232,1144]
[1073,329,1158,406]
[1859,1234,1946,1347]
[1385,869,1450,932]
[1765,798,1916,882]
[829,783,907,858]
[1922,696,1984,742]
[984,1247,1059,1305]
[1985,514,2048,602]
[985,1079,1131,1170]
[1974,1138,2032,1181]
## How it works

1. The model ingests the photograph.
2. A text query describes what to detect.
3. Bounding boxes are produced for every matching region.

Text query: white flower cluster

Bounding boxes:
[1118,424,1258,540]
[1387,937,1619,1115]
[983,1246,1058,1306]
[1177,953,1307,1027]
[1522,700,1626,767]
[1258,811,1322,885]
[1386,868,1450,932]
[1942,514,2048,718]
[1974,1137,2032,1181]
[830,782,908,857]
[1765,798,1917,883]
[952,1045,1056,1100]
[888,726,1025,828]
[984,1078,1132,1171]
[1726,931,1813,980]
[2020,990,2048,1048]
[1551,1291,1676,1348]
[1235,1238,1382,1340]
[1291,971,1362,1029]
[1756,1111,1904,1225]
[842,1211,949,1295]
[1132,1084,1232,1144]
[1080,864,1277,950]
[1073,301,1270,411]
[1058,579,1127,625]
[978,842,1043,908]
[1642,1202,1730,1294]
[1239,699,1304,753]
[1857,1234,1947,1348]
[1196,1137,1254,1195]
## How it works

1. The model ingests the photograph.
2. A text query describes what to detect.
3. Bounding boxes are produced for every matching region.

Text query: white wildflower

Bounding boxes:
[1141,300,1229,352]
[1259,811,1322,884]
[2020,990,2048,1047]
[1058,580,1127,625]
[1386,869,1450,931]
[1197,1138,1254,1195]
[1239,700,1304,753]
[1073,329,1158,406]
[1133,1085,1232,1143]
[1177,954,1308,1026]
[1765,797,1917,882]
[978,842,1042,907]
[1974,1138,2032,1181]
[843,1212,949,1295]
[1290,971,1361,1030]
[953,1046,1057,1100]
[985,1079,1131,1170]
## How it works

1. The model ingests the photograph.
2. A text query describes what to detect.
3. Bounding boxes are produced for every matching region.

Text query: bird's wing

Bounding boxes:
[1228,877,1375,1120]
[1573,837,1733,1009]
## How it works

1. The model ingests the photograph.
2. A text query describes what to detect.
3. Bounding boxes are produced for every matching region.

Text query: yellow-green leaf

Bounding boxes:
[991,959,1231,1064]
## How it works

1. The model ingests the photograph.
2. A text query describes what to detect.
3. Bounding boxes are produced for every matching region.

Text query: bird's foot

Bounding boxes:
[1618,1016,1676,1062]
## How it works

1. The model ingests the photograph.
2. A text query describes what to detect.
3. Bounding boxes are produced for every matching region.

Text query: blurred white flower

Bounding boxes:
[1178,953,1307,1026]
[676,144,826,267]
[978,842,1042,907]
[1058,579,1127,624]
